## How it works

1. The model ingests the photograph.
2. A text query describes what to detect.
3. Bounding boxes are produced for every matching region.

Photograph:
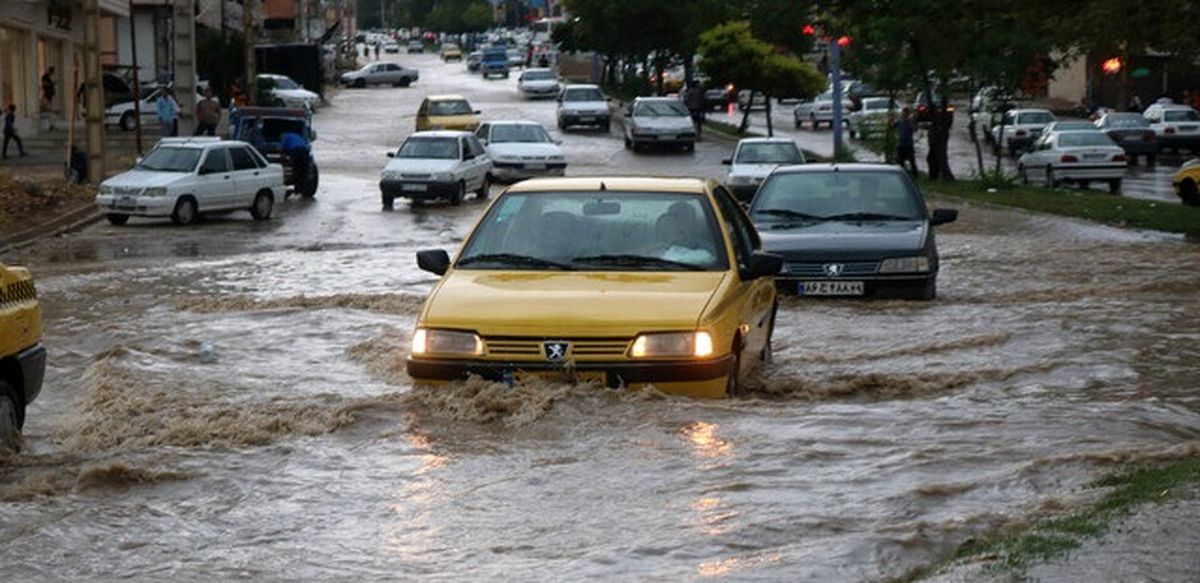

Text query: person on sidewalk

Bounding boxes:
[895,107,918,178]
[194,88,221,136]
[684,81,706,139]
[156,89,179,137]
[40,67,56,130]
[3,104,28,159]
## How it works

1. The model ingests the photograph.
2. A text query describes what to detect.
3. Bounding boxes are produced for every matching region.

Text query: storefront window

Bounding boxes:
[0,26,31,116]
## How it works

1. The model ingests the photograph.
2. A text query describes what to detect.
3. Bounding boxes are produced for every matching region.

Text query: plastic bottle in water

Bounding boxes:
[199,342,217,364]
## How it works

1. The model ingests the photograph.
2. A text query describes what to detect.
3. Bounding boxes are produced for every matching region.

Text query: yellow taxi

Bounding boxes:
[1,262,46,452]
[415,94,481,132]
[440,43,463,61]
[407,177,783,398]
[1173,159,1200,206]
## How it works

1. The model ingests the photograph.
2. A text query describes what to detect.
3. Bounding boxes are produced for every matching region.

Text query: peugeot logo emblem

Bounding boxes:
[543,341,569,361]
[823,263,844,277]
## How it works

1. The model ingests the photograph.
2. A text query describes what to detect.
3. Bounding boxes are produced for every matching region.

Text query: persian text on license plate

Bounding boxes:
[401,183,427,192]
[514,369,606,385]
[800,280,864,296]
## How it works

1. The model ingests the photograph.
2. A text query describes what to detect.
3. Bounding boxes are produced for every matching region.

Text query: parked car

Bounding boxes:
[383,41,400,54]
[1040,120,1100,135]
[1173,158,1200,206]
[466,51,483,72]
[517,68,560,99]
[969,87,1017,143]
[415,94,481,132]
[507,48,525,68]
[406,40,423,53]
[703,83,736,111]
[96,137,285,225]
[1017,131,1127,192]
[379,131,492,208]
[481,47,510,78]
[105,86,203,132]
[556,84,611,131]
[737,90,769,112]
[623,97,697,152]
[1094,112,1158,166]
[475,120,566,181]
[228,106,319,197]
[440,43,463,61]
[0,262,46,454]
[847,97,902,139]
[793,90,854,130]
[256,74,320,109]
[340,62,418,88]
[406,176,782,397]
[991,108,1055,155]
[722,138,805,202]
[749,164,957,300]
[1142,103,1200,154]
[912,91,955,125]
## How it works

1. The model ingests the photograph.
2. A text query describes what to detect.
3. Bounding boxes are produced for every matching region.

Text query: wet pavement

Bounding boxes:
[2,54,1199,580]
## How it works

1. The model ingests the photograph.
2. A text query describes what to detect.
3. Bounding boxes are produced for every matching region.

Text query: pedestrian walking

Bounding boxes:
[194,88,221,136]
[3,104,28,159]
[684,81,706,139]
[374,43,380,60]
[40,66,56,130]
[156,88,179,137]
[895,107,918,178]
[228,80,246,108]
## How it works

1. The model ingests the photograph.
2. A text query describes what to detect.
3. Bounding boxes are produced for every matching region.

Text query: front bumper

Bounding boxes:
[380,179,459,199]
[491,161,567,180]
[776,275,934,298]
[407,354,734,389]
[631,132,697,146]
[95,194,177,217]
[521,87,559,98]
[15,343,46,406]
[560,113,610,127]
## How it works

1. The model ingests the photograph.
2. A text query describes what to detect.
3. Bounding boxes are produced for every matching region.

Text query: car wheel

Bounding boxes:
[1018,165,1029,185]
[725,343,744,398]
[451,181,465,206]
[811,116,819,130]
[381,193,395,210]
[761,304,777,364]
[171,196,198,226]
[1147,154,1157,167]
[1180,179,1199,206]
[793,116,801,129]
[1109,179,1123,194]
[1045,168,1058,189]
[299,164,319,198]
[683,142,695,152]
[0,381,21,454]
[918,278,937,301]
[601,121,611,133]
[354,78,366,88]
[119,111,134,132]
[399,77,412,88]
[557,117,565,130]
[250,190,273,220]
[105,213,130,226]
[623,136,632,150]
[476,173,491,198]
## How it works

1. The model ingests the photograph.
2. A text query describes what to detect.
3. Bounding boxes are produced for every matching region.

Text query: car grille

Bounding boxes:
[786,261,880,277]
[484,336,632,359]
[110,186,143,196]
[0,279,38,310]
[401,173,431,179]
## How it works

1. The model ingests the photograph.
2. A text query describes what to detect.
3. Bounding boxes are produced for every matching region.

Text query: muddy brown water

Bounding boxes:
[3,56,1200,580]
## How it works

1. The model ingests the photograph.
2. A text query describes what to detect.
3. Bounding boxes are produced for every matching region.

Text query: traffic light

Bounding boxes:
[836,36,851,48]
[802,24,816,36]
[1102,57,1122,74]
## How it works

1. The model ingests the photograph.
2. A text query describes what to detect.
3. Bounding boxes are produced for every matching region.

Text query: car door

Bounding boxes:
[228,145,265,206]
[459,136,483,189]
[195,147,235,210]
[712,185,775,370]
[383,64,402,85]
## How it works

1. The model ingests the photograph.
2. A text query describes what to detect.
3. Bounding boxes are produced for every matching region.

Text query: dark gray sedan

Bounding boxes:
[748,164,957,300]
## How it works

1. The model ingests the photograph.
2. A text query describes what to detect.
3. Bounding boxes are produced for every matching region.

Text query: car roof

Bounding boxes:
[563,84,601,90]
[155,137,224,149]
[1152,103,1197,111]
[408,130,473,138]
[632,96,678,103]
[523,68,552,73]
[1009,108,1052,114]
[485,120,545,127]
[771,163,906,175]
[424,94,470,102]
[736,137,797,145]
[506,176,708,194]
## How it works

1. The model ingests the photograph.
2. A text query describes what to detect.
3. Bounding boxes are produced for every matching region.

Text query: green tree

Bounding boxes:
[461,2,494,32]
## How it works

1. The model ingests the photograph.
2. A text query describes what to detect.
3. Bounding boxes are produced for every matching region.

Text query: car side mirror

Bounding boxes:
[721,158,732,165]
[387,151,395,158]
[930,208,958,226]
[417,249,451,275]
[741,251,784,280]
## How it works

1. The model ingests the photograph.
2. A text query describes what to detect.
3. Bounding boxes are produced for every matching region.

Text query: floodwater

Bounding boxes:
[2,54,1199,581]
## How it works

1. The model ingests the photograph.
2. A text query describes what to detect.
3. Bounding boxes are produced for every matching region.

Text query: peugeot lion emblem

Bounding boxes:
[823,263,844,277]
[543,341,569,361]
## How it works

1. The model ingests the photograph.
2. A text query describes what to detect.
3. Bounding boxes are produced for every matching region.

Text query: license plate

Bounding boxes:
[1083,153,1104,160]
[579,116,594,123]
[116,196,136,209]
[525,163,545,170]
[401,183,427,192]
[656,135,674,141]
[800,281,864,296]
[1180,125,1197,132]
[514,369,606,385]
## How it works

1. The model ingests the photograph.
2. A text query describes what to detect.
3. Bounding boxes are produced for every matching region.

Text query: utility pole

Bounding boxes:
[244,0,257,105]
[83,0,105,183]
[129,0,144,154]
[830,38,844,160]
[173,0,197,135]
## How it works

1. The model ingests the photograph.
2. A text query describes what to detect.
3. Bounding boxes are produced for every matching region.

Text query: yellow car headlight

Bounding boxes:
[630,331,714,359]
[878,256,931,273]
[411,328,484,357]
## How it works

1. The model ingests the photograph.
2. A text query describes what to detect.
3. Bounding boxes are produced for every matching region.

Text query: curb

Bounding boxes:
[0,202,102,254]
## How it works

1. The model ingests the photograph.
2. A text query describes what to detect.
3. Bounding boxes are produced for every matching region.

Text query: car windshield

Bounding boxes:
[137,146,203,172]
[862,99,890,111]
[272,77,300,90]
[815,91,834,102]
[634,101,688,117]
[1051,122,1096,131]
[753,172,921,222]
[397,137,458,159]
[564,88,604,102]
[1058,132,1115,147]
[429,100,473,115]
[1017,112,1053,124]
[491,124,551,143]
[1164,110,1200,122]
[524,71,555,81]
[457,191,728,271]
[735,142,804,164]
[1106,115,1150,128]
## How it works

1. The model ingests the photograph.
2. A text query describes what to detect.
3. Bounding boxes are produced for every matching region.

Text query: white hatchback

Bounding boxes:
[96,137,285,225]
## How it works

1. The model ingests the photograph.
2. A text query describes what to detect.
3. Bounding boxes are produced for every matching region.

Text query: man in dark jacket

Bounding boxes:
[895,107,918,178]
[684,81,705,139]
[3,104,28,158]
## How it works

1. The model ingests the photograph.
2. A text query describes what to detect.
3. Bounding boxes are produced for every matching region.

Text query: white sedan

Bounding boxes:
[722,137,805,202]
[379,131,492,208]
[793,90,854,130]
[517,68,559,99]
[475,120,566,181]
[105,86,203,132]
[1017,130,1127,192]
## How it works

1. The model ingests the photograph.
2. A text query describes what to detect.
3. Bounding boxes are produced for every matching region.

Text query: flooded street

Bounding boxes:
[3,54,1200,580]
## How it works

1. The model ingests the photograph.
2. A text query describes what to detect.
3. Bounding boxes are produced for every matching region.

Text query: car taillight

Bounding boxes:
[1113,154,1127,162]
[1015,129,1027,136]
[917,105,927,112]
[1143,131,1156,140]
[1165,127,1176,134]
[1060,154,1079,163]
[946,105,956,112]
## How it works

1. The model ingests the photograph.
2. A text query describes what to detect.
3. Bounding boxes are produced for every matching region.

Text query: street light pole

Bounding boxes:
[830,38,844,160]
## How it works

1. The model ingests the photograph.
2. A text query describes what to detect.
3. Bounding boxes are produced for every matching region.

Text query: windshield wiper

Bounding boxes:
[756,208,824,221]
[821,212,914,222]
[571,254,707,271]
[457,253,573,270]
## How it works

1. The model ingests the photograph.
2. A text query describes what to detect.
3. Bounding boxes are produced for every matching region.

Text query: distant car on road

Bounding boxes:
[383,42,400,54]
[406,40,423,53]
[749,164,957,300]
[105,86,203,132]
[480,47,510,78]
[379,131,492,208]
[722,137,805,202]
[517,68,560,99]
[96,137,285,226]
[507,48,525,68]
[416,94,481,132]
[992,108,1055,155]
[1173,158,1200,206]
[1094,112,1158,166]
[440,43,463,61]
[256,74,320,109]
[228,106,319,197]
[475,120,566,181]
[1142,103,1200,154]
[1017,131,1127,192]
[466,51,483,72]
[0,261,46,454]
[556,84,611,131]
[793,90,854,130]
[847,97,902,140]
[340,62,418,88]
[623,97,697,152]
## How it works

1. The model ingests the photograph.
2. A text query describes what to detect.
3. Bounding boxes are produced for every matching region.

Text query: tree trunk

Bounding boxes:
[739,89,755,133]
[765,94,773,136]
[910,40,953,180]
[654,58,665,95]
